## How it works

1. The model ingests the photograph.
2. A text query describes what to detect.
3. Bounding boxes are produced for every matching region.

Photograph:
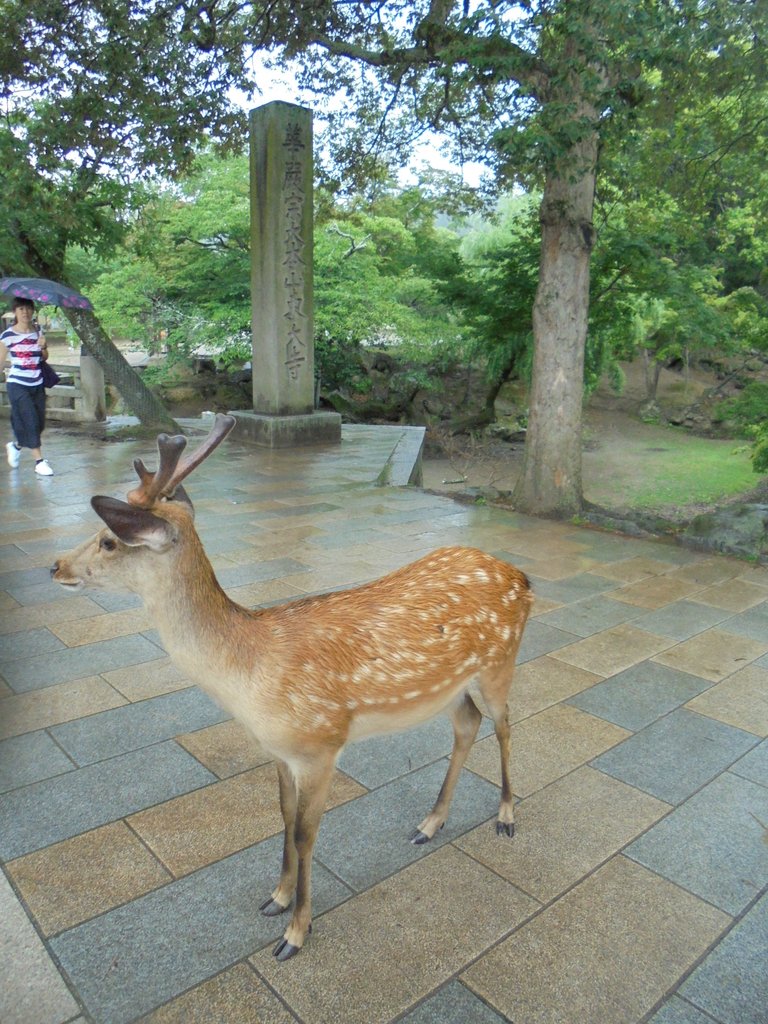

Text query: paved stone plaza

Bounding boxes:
[1,422,766,1024]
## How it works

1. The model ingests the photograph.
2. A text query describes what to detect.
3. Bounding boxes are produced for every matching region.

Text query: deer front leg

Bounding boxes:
[273,752,336,961]
[479,660,518,837]
[411,692,482,845]
[260,759,297,917]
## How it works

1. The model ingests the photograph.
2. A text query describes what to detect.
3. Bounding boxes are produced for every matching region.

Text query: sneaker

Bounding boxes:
[34,459,54,477]
[6,442,20,468]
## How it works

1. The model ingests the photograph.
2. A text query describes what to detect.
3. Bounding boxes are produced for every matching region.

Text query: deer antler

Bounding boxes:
[127,413,237,507]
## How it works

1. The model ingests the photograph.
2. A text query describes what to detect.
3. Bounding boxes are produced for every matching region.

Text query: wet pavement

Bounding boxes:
[1,421,766,1024]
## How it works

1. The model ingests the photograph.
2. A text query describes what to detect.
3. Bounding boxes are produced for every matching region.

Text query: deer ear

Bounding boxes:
[91,496,178,550]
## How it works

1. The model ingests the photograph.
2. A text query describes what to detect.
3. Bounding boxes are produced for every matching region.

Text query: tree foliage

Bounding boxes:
[0,0,251,425]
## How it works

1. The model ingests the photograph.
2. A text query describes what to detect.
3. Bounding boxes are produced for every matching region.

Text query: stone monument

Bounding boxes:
[230,101,341,447]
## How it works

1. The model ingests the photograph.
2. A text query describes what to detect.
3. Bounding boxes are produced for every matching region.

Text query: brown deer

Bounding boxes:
[51,414,532,960]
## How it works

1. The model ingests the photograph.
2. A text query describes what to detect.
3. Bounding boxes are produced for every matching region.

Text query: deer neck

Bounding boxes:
[140,539,246,671]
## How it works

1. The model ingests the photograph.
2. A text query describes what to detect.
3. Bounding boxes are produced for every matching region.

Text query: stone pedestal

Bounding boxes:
[240,100,340,447]
[228,410,342,448]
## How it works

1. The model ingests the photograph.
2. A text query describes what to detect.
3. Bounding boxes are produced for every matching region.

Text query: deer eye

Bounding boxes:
[100,536,117,552]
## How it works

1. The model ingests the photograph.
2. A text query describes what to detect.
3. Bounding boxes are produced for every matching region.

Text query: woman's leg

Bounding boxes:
[7,383,41,450]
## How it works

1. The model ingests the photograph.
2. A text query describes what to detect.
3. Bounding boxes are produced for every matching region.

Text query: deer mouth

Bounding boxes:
[50,564,84,590]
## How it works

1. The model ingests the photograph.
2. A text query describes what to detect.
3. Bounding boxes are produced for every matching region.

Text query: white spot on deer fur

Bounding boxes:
[501,625,512,641]
[404,690,422,700]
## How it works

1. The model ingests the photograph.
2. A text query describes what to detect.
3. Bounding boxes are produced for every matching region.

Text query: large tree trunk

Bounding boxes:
[512,127,599,517]
[64,308,179,431]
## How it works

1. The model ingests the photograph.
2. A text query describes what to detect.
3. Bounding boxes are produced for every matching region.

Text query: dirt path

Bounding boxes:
[423,361,754,514]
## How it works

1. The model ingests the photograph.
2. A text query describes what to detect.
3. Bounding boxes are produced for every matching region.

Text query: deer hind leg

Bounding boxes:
[273,751,336,961]
[411,691,483,845]
[260,759,297,917]
[478,660,517,837]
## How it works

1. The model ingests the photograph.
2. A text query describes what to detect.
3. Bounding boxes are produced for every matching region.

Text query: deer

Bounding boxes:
[51,414,533,961]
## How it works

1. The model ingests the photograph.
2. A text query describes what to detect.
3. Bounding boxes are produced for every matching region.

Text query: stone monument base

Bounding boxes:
[228,410,342,448]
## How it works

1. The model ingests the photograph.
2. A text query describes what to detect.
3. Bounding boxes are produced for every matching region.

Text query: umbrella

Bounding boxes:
[0,276,93,310]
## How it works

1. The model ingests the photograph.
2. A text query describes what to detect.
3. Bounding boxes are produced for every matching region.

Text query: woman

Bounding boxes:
[2,297,54,475]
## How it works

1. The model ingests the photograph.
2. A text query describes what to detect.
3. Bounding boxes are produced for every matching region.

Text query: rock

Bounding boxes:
[682,504,768,562]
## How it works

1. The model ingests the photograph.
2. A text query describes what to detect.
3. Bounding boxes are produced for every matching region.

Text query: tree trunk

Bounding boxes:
[64,308,179,431]
[512,128,599,517]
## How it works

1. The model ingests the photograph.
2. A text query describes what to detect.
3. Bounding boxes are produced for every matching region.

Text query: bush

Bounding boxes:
[714,382,768,436]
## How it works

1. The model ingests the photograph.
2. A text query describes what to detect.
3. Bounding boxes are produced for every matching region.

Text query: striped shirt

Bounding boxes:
[2,327,45,387]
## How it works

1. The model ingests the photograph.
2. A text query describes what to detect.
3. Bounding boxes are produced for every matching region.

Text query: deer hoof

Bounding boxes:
[496,821,515,838]
[410,829,431,845]
[259,897,289,917]
[273,938,302,961]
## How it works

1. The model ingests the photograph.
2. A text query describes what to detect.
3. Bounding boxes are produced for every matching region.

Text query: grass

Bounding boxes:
[630,447,756,508]
[584,427,758,512]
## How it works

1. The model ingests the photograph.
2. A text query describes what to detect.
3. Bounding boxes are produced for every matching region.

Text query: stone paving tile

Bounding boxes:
[455,766,670,903]
[685,664,768,735]
[631,599,732,640]
[210,556,310,590]
[0,594,104,636]
[314,760,502,891]
[0,871,80,1024]
[102,658,192,701]
[50,687,229,765]
[0,625,66,661]
[0,675,128,740]
[552,623,673,677]
[467,704,629,798]
[566,661,713,731]
[0,741,216,859]
[679,891,768,1024]
[608,576,704,609]
[1,633,165,693]
[0,730,74,792]
[647,997,721,1024]
[730,738,768,786]
[176,718,271,778]
[516,619,581,663]
[128,764,365,877]
[49,607,151,647]
[224,578,307,608]
[535,593,640,637]
[254,846,537,1024]
[86,589,144,612]
[462,856,730,1024]
[136,963,296,1024]
[337,715,494,789]
[398,981,509,1024]
[626,771,768,915]
[653,628,768,682]
[667,559,743,586]
[716,599,768,642]
[7,820,171,936]
[3,576,76,607]
[504,655,603,723]
[592,709,760,805]
[589,556,680,584]
[736,565,768,588]
[51,836,352,1024]
[527,572,618,605]
[693,578,767,612]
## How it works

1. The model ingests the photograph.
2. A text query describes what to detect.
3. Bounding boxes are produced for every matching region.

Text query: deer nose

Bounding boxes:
[50,561,60,578]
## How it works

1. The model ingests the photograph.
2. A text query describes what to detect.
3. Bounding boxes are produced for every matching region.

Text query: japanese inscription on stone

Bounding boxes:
[282,123,307,381]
